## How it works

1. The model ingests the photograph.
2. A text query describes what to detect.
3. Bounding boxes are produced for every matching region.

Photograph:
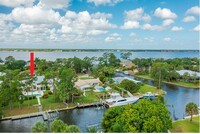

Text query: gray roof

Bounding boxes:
[176,70,200,77]
[0,72,6,76]
[113,77,141,84]
[35,76,45,84]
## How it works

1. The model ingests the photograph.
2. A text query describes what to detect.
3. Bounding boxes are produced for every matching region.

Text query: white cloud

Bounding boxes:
[144,37,154,42]
[124,8,151,22]
[11,6,61,25]
[105,33,121,42]
[163,37,171,42]
[59,11,116,35]
[171,26,183,32]
[0,14,14,42]
[38,0,71,9]
[129,32,136,37]
[154,7,177,19]
[121,8,151,29]
[193,24,200,32]
[121,21,140,29]
[182,16,196,22]
[162,19,174,26]
[141,19,174,31]
[9,24,58,43]
[186,6,200,15]
[141,23,161,31]
[87,0,123,6]
[0,0,34,7]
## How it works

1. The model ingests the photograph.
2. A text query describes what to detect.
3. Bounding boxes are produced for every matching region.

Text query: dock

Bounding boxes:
[77,102,103,108]
[42,112,48,121]
[11,112,43,121]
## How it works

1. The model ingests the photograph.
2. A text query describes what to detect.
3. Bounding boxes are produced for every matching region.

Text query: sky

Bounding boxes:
[0,0,199,50]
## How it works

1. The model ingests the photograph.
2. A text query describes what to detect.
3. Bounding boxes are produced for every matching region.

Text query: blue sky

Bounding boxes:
[0,0,199,49]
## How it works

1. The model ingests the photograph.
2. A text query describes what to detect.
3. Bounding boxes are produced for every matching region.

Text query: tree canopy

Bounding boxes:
[50,119,81,133]
[32,122,48,133]
[120,79,140,93]
[102,99,172,133]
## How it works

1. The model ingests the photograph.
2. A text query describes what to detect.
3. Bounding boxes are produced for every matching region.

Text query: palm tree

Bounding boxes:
[185,102,199,121]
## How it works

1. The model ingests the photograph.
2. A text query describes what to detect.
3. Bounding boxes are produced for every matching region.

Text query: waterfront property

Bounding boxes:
[120,60,135,68]
[21,76,54,96]
[0,72,6,76]
[75,78,101,91]
[176,70,200,79]
[112,76,141,84]
[170,116,200,133]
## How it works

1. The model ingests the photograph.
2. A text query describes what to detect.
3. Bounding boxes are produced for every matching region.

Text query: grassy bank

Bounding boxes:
[138,84,166,95]
[170,116,200,133]
[2,98,38,117]
[135,74,199,88]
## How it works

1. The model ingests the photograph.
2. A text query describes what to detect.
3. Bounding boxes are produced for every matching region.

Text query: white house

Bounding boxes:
[112,77,141,84]
[0,72,6,77]
[176,70,200,79]
[75,78,101,91]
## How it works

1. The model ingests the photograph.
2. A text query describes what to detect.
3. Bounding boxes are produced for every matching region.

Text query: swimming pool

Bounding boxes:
[96,87,105,91]
[25,94,42,97]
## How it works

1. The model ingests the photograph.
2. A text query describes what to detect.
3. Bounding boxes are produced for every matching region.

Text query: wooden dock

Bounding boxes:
[11,112,42,121]
[77,102,103,108]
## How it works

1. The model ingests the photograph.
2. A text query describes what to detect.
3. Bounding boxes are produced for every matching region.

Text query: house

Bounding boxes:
[21,76,53,91]
[120,60,135,68]
[176,70,200,79]
[75,78,101,91]
[0,72,6,76]
[112,77,141,84]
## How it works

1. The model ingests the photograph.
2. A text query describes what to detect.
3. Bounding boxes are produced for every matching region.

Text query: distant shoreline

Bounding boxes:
[0,49,198,52]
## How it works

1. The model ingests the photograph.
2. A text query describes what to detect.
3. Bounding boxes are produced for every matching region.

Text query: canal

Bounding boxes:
[0,74,199,132]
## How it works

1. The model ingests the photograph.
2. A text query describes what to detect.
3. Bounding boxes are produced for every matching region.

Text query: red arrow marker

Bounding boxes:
[30,52,34,77]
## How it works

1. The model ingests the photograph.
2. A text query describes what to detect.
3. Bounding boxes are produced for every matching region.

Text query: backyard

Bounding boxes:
[170,116,200,133]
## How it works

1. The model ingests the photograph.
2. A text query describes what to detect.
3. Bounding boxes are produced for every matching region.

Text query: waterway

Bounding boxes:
[0,51,198,61]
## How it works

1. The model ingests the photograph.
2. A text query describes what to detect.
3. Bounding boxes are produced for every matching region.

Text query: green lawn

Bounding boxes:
[2,98,38,117]
[172,81,199,88]
[138,84,166,95]
[170,116,200,133]
[135,74,152,79]
[73,90,105,104]
[40,93,68,111]
[136,74,199,88]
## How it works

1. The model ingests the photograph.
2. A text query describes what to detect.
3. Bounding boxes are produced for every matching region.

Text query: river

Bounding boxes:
[0,51,199,61]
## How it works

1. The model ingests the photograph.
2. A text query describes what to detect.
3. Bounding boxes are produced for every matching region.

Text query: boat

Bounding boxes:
[143,92,156,99]
[124,71,130,75]
[104,93,139,108]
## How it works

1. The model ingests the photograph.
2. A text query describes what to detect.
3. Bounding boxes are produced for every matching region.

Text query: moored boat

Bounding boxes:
[104,92,139,108]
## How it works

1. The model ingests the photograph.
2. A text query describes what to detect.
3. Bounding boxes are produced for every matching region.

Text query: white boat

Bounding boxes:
[124,71,129,75]
[143,92,156,99]
[104,93,139,108]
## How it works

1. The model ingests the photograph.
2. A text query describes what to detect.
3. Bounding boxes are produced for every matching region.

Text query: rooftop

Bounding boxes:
[176,70,200,77]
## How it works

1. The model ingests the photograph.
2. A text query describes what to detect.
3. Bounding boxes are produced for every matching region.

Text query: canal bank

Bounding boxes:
[134,75,200,89]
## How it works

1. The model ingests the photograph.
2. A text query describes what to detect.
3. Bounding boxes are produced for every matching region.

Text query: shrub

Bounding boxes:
[48,91,53,95]
[24,96,36,100]
[42,94,48,99]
